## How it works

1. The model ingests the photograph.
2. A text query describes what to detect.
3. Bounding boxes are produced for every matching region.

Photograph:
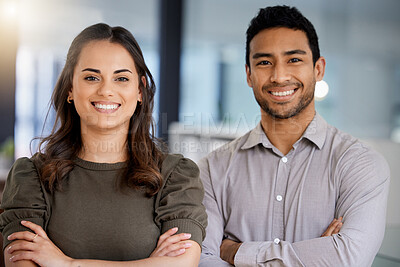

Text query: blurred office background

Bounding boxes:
[0,0,399,265]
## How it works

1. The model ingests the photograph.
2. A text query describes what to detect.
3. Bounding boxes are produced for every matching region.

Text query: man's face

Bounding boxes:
[246,27,325,120]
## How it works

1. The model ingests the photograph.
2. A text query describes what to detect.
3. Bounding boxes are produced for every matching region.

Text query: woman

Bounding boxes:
[0,23,207,266]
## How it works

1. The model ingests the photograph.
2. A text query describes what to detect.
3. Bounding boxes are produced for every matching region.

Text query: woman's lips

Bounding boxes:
[91,102,121,113]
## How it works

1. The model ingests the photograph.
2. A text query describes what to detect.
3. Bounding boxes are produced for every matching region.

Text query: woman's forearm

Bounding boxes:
[6,239,200,267]
[7,222,201,267]
[69,242,200,267]
[4,241,38,267]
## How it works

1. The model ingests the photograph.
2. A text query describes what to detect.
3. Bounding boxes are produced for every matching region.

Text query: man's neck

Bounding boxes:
[261,107,316,155]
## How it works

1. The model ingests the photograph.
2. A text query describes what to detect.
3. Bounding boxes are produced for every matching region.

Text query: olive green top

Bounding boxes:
[0,154,207,261]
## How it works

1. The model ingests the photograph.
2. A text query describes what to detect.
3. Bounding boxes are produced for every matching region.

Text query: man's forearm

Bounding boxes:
[220,239,242,265]
[199,254,233,267]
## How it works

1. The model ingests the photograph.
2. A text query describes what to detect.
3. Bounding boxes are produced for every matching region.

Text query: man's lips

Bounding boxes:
[263,82,302,99]
[269,89,296,97]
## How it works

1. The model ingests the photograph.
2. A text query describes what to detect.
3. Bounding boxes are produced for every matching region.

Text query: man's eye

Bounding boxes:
[257,60,271,66]
[289,58,301,63]
[84,76,98,81]
[116,77,129,82]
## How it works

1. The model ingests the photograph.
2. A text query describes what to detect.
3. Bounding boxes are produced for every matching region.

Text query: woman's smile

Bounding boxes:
[91,101,121,113]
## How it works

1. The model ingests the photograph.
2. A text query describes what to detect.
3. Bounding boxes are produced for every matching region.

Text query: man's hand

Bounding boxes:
[220,238,242,265]
[321,217,343,237]
[219,217,342,265]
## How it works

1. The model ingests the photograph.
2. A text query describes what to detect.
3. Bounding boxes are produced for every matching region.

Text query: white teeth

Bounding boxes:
[271,89,295,96]
[94,103,119,110]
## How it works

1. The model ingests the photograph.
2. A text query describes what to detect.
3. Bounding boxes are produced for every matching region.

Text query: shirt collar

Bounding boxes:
[241,122,272,150]
[298,113,327,150]
[240,113,327,150]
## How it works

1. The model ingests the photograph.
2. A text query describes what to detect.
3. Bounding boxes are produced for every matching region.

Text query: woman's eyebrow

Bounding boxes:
[81,68,133,74]
[114,69,133,74]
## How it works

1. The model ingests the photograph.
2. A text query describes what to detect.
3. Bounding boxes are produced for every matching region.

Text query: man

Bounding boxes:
[198,5,390,267]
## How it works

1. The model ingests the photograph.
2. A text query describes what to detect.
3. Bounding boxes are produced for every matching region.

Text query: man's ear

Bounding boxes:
[245,64,253,87]
[314,56,326,82]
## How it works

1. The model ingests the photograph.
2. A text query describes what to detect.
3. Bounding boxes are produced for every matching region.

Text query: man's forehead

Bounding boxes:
[249,27,311,55]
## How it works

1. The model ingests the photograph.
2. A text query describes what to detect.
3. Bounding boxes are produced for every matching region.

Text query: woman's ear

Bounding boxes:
[138,76,146,102]
[67,90,74,103]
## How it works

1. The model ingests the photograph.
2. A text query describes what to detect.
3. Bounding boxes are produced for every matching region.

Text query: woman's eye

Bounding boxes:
[116,77,129,82]
[84,76,98,81]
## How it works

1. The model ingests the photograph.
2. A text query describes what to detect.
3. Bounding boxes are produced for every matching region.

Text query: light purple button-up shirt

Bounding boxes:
[199,113,390,267]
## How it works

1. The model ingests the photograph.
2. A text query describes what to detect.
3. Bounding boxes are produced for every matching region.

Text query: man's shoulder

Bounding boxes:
[198,130,252,170]
[325,124,372,154]
[324,124,389,175]
[208,130,251,157]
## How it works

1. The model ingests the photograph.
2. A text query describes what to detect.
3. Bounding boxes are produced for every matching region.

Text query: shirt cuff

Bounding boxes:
[162,218,205,247]
[234,241,259,267]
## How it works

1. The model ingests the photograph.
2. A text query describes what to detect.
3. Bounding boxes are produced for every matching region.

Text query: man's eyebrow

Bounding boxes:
[82,68,100,73]
[252,50,307,59]
[114,69,132,74]
[284,49,307,56]
[252,52,273,59]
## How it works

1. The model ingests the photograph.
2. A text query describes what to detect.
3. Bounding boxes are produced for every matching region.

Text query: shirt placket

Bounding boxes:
[272,155,290,245]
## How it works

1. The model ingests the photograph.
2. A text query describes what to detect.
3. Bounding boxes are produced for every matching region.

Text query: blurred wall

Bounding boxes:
[0,0,17,144]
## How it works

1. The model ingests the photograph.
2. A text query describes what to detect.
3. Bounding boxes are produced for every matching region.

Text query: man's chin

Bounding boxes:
[263,108,299,120]
[260,96,314,120]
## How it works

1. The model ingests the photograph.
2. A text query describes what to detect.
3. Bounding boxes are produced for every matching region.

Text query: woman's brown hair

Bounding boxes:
[38,23,164,197]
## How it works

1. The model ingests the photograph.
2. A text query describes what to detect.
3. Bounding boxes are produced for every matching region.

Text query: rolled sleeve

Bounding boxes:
[234,242,259,266]
[235,241,304,267]
[0,157,49,249]
[155,154,207,247]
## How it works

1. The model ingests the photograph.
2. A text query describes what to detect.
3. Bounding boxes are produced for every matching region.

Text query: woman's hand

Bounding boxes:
[150,227,193,257]
[7,220,73,267]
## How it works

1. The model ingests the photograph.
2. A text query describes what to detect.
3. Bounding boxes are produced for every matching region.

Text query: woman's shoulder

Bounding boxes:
[13,153,42,171]
[160,154,199,181]
[8,153,44,183]
[161,153,183,170]
[12,152,45,168]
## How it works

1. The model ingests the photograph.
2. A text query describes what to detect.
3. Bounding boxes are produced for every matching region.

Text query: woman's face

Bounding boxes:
[69,40,142,136]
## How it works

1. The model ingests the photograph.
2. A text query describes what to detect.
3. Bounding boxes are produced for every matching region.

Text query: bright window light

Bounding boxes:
[1,0,17,18]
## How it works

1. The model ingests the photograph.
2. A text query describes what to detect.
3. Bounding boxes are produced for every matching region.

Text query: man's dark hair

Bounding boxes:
[246,5,320,67]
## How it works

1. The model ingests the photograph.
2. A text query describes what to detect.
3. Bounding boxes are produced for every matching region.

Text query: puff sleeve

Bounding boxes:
[0,157,49,249]
[154,154,207,247]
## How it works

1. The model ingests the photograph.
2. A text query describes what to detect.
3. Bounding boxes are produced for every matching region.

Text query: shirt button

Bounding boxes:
[274,238,280,244]
[281,157,288,163]
[276,195,283,201]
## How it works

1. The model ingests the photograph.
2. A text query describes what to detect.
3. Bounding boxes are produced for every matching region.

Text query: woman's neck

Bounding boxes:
[79,128,128,163]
